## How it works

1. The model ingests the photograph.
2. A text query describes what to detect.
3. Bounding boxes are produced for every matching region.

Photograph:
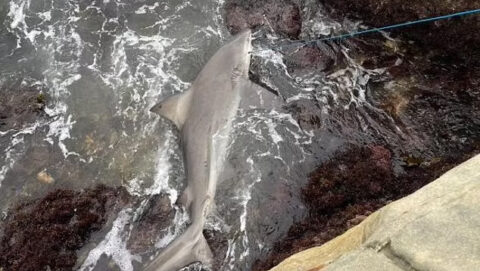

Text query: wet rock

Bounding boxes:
[321,0,480,65]
[304,145,394,214]
[224,4,265,34]
[404,74,480,154]
[0,185,129,271]
[0,88,46,131]
[286,99,323,130]
[271,154,480,271]
[284,45,336,73]
[350,22,480,156]
[368,145,392,172]
[127,194,174,253]
[224,0,302,39]
[371,78,413,120]
[204,229,229,270]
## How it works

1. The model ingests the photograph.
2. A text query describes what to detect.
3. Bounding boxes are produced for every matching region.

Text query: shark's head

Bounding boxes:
[232,28,252,56]
[202,29,252,79]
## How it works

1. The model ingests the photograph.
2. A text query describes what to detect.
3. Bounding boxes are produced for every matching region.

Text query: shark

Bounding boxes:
[145,29,280,271]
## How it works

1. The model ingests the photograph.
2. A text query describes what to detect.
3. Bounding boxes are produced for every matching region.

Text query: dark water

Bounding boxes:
[0,0,447,270]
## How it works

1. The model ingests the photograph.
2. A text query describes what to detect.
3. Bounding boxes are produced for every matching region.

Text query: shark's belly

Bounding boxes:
[209,96,240,192]
[183,88,240,198]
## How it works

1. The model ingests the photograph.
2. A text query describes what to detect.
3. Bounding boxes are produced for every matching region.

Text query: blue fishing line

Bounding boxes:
[279,8,480,49]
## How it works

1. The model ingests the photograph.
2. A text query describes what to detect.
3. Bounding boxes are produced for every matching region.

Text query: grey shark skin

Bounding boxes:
[146,30,277,271]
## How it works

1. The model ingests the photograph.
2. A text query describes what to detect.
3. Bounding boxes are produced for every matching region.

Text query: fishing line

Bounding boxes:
[276,8,480,50]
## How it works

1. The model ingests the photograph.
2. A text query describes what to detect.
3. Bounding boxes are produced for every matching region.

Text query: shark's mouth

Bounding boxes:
[241,30,253,77]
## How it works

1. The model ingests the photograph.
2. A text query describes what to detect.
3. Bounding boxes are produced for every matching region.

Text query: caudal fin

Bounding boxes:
[143,228,213,271]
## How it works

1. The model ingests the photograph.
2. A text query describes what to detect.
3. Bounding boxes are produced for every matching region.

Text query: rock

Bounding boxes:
[204,229,229,270]
[254,146,394,270]
[284,45,336,73]
[324,248,404,271]
[368,145,392,172]
[263,1,302,39]
[255,145,475,270]
[36,170,55,184]
[224,4,265,34]
[127,194,174,253]
[0,185,129,271]
[270,154,480,271]
[224,0,302,39]
[303,146,394,214]
[0,88,46,131]
[320,0,480,65]
[285,99,323,130]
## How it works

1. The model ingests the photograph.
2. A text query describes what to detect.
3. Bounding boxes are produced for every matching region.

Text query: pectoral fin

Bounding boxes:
[151,89,193,130]
[237,78,284,110]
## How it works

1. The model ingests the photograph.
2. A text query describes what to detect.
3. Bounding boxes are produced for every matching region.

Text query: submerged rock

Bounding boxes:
[0,185,129,271]
[270,154,480,271]
[127,194,174,253]
[0,88,46,131]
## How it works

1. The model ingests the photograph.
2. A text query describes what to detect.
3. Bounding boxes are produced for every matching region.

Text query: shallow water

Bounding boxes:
[0,0,440,270]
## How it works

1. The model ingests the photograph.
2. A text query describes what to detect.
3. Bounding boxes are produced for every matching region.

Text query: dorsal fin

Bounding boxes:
[151,89,193,130]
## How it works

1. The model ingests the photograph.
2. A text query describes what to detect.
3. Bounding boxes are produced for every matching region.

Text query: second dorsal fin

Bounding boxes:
[151,89,193,130]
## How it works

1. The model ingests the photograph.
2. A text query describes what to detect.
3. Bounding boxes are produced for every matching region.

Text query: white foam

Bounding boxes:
[252,47,291,79]
[8,1,26,34]
[154,207,189,249]
[225,157,263,266]
[79,209,141,271]
[135,3,160,14]
[125,131,178,204]
[6,0,85,159]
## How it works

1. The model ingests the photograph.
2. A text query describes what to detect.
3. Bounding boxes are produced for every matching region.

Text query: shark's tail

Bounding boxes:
[143,225,213,271]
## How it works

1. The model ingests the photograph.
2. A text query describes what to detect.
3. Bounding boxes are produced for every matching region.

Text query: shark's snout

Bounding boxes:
[234,29,252,50]
[237,28,252,39]
[231,29,253,77]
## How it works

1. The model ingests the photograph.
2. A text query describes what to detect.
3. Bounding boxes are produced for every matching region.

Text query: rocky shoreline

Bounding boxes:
[224,0,480,269]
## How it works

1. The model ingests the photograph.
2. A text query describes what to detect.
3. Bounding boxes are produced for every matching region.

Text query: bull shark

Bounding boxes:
[145,29,280,271]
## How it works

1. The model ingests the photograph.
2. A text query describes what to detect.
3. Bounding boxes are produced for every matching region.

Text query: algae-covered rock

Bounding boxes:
[270,154,480,271]
[321,0,480,65]
[224,0,302,39]
[127,194,174,253]
[0,185,129,271]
